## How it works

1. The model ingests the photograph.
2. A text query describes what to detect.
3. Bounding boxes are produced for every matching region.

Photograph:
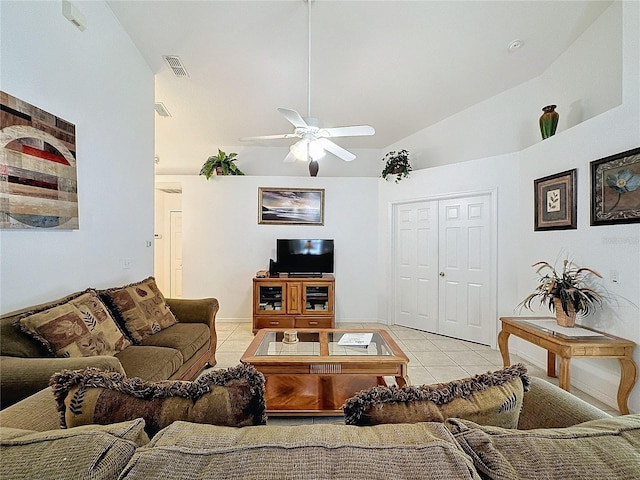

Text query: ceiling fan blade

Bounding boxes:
[317,138,356,162]
[283,151,297,163]
[239,133,298,141]
[319,125,375,138]
[277,108,308,128]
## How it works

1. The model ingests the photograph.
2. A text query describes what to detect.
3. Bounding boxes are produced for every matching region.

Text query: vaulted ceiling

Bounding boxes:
[107,0,612,174]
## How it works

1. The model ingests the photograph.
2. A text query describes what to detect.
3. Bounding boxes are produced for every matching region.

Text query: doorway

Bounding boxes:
[392,193,496,346]
[169,210,183,298]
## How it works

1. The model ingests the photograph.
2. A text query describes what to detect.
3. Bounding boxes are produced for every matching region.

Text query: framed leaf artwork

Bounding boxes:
[534,169,577,231]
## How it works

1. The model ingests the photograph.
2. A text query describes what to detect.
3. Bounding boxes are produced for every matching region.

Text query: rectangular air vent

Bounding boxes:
[154,102,171,117]
[162,55,189,78]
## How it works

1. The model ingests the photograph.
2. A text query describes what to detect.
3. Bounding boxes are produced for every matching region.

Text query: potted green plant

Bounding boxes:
[199,149,245,178]
[517,258,604,327]
[381,149,412,183]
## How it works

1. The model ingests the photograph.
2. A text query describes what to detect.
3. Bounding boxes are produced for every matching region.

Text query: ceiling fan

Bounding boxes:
[239,0,374,168]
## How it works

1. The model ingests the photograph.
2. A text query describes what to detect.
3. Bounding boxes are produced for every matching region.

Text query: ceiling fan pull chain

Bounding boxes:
[238,0,373,164]
[307,0,312,118]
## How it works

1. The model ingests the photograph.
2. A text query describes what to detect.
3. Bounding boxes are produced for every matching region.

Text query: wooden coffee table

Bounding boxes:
[241,328,410,415]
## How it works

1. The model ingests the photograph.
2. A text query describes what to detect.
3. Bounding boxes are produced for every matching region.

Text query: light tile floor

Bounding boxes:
[211,321,620,424]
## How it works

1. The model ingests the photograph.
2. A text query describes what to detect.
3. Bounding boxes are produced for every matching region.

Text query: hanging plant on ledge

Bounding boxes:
[381,149,412,183]
[199,149,245,179]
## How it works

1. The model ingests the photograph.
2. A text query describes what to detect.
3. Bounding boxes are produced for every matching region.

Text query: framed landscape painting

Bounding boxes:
[258,187,324,225]
[590,147,640,225]
[534,169,577,231]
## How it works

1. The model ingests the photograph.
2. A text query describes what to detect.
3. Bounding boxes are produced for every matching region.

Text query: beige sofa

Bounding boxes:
[1,375,639,480]
[0,288,218,409]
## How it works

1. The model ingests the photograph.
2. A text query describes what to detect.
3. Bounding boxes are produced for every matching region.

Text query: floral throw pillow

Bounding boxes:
[14,290,130,357]
[99,277,177,343]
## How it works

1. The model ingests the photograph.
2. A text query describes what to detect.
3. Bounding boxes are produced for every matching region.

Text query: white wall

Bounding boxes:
[377,1,639,413]
[156,175,379,323]
[513,0,640,413]
[155,143,383,178]
[385,1,623,171]
[376,153,521,349]
[0,1,155,313]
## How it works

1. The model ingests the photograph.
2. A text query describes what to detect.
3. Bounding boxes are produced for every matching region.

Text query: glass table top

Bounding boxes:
[253,331,395,357]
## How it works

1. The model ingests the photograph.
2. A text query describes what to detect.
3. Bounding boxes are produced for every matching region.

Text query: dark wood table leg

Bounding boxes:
[547,351,557,378]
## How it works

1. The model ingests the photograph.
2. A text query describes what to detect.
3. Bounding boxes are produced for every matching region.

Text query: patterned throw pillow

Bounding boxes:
[100,277,177,343]
[14,291,130,357]
[343,364,530,429]
[49,364,267,437]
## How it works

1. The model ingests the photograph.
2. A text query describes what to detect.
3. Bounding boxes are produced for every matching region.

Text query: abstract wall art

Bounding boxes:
[0,91,78,229]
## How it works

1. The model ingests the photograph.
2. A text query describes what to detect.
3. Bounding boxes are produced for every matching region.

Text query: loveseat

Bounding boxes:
[1,369,639,479]
[0,277,218,409]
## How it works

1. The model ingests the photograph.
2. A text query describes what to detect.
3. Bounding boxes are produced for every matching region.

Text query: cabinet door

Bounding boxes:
[254,281,286,315]
[286,282,302,314]
[302,281,334,315]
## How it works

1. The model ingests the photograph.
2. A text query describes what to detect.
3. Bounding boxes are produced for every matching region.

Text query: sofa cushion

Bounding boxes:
[115,345,184,381]
[0,419,148,480]
[100,277,177,343]
[447,414,640,480]
[1,290,92,358]
[14,290,130,358]
[344,364,529,428]
[50,364,267,437]
[139,322,209,362]
[118,421,481,480]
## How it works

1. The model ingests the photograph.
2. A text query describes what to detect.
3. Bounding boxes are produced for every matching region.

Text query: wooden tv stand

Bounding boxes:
[252,274,335,333]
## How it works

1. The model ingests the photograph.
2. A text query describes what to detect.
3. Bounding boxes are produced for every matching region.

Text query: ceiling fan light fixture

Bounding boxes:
[290,138,325,161]
[238,0,373,166]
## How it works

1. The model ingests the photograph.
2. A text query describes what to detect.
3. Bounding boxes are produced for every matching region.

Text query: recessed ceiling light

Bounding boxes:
[508,39,524,52]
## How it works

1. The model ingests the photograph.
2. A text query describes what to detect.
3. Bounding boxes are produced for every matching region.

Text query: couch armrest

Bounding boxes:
[165,298,219,327]
[0,388,61,431]
[165,298,219,364]
[0,355,125,409]
[518,376,611,430]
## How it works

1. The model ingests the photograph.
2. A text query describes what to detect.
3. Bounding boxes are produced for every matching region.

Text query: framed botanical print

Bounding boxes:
[258,187,324,225]
[590,147,640,225]
[534,169,577,231]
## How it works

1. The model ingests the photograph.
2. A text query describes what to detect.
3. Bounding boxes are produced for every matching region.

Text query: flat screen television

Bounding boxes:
[276,239,334,276]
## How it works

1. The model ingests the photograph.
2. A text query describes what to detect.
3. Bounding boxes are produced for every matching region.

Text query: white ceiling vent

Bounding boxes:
[162,55,189,78]
[154,102,171,117]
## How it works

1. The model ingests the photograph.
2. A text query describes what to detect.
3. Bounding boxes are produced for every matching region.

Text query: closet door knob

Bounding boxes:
[439,272,445,277]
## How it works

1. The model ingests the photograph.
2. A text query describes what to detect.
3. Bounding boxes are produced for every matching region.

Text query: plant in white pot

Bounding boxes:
[381,149,412,183]
[517,258,604,327]
[200,149,244,179]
